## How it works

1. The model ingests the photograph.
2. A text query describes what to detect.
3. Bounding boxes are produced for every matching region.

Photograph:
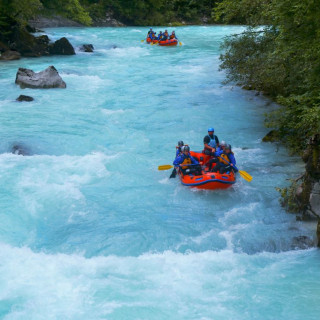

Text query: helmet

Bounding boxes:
[208,127,214,132]
[178,140,184,147]
[225,144,231,150]
[220,141,227,147]
[182,145,190,152]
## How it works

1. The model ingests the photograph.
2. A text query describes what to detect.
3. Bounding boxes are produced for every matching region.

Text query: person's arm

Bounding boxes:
[173,155,182,166]
[214,147,223,156]
[190,156,199,165]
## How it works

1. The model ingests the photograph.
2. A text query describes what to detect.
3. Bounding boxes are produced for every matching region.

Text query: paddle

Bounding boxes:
[169,168,177,178]
[158,164,173,170]
[158,163,199,171]
[141,39,145,42]
[217,156,252,182]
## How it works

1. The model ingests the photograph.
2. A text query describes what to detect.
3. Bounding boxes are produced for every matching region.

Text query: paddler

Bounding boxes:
[173,145,201,175]
[212,144,238,174]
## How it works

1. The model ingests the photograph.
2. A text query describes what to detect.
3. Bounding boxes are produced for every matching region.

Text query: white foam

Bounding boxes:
[101,109,125,115]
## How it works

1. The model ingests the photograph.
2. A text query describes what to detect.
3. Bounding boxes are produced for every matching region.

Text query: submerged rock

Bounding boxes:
[16,95,34,102]
[0,50,21,60]
[79,44,94,52]
[291,235,314,249]
[15,66,66,89]
[49,37,75,55]
[11,144,30,156]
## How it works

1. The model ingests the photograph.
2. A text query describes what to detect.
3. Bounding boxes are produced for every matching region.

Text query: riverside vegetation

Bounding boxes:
[216,0,320,230]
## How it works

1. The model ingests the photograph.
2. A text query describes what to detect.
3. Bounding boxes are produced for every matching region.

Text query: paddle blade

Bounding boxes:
[179,42,182,46]
[169,168,177,178]
[141,40,144,42]
[158,165,173,171]
[239,170,252,182]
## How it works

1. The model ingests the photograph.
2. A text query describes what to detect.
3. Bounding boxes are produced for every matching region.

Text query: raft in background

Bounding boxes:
[159,39,178,46]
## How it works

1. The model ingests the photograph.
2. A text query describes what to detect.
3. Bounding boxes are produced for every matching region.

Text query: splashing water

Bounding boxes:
[0,26,319,319]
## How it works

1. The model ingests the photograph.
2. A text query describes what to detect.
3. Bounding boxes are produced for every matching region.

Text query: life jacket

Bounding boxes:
[180,156,192,169]
[169,34,175,39]
[207,134,217,148]
[164,32,169,37]
[219,153,230,165]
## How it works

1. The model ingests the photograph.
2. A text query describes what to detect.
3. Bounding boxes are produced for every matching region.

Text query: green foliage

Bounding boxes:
[41,0,92,25]
[276,181,301,212]
[214,0,272,25]
[0,0,43,22]
[219,0,320,153]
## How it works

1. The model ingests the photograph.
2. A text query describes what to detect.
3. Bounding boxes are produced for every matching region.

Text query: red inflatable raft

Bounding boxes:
[158,39,178,46]
[146,38,159,44]
[177,151,236,190]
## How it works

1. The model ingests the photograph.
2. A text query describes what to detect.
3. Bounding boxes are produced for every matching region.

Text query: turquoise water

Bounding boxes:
[0,26,319,319]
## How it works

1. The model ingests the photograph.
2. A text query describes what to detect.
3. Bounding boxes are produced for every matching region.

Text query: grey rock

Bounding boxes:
[309,182,320,216]
[15,66,66,89]
[92,12,125,27]
[49,37,75,55]
[28,15,83,28]
[317,221,320,247]
[0,50,21,60]
[79,44,94,52]
[291,235,314,249]
[16,95,34,102]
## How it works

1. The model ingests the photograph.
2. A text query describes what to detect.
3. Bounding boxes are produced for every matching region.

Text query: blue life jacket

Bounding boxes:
[208,134,217,148]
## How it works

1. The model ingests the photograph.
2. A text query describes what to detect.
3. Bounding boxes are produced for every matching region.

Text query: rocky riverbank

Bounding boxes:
[28,13,124,29]
[263,130,320,246]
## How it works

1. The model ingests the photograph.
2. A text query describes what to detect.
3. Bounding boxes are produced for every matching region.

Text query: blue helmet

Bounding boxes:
[208,127,214,132]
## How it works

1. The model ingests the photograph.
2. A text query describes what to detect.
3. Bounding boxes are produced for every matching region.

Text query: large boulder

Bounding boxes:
[15,66,66,89]
[0,50,21,60]
[49,37,75,55]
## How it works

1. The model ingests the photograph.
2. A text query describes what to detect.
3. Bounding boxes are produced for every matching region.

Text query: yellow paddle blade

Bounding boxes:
[141,40,144,42]
[179,42,182,46]
[239,170,252,182]
[158,165,173,171]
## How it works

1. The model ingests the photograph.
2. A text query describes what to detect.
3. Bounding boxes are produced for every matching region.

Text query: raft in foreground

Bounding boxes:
[178,151,236,190]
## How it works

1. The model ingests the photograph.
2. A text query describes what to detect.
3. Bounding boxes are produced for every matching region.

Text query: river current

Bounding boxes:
[0,26,319,319]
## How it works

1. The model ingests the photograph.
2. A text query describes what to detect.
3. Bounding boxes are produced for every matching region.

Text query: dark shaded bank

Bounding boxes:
[0,14,78,59]
[217,0,320,245]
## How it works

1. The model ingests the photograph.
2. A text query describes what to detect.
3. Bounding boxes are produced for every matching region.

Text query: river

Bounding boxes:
[0,26,319,319]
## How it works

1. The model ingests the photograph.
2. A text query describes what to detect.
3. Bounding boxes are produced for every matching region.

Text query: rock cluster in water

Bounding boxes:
[15,66,66,89]
[0,16,76,60]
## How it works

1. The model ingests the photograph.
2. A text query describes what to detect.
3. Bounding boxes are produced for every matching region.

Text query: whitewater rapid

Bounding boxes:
[0,26,319,319]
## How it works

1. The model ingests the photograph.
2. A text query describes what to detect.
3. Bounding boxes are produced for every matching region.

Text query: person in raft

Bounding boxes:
[157,31,163,40]
[206,141,227,171]
[147,28,155,39]
[176,140,184,157]
[173,145,201,175]
[212,144,238,174]
[203,127,219,156]
[161,30,169,41]
[169,31,177,39]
